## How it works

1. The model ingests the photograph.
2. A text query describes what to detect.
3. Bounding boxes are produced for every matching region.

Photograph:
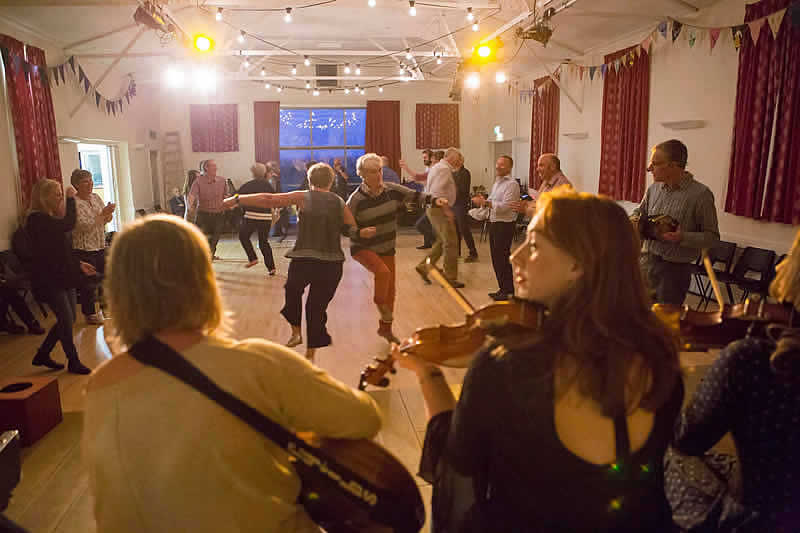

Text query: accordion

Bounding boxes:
[631,214,679,240]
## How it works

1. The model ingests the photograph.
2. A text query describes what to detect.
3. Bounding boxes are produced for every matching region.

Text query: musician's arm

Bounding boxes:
[631,187,650,220]
[681,189,720,249]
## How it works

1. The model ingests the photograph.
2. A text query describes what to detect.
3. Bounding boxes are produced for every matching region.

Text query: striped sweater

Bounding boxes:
[347,182,428,256]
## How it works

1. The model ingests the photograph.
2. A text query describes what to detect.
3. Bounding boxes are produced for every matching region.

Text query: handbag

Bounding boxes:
[664,446,758,532]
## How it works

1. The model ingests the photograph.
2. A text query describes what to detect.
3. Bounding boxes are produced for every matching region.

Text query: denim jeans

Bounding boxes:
[37,289,79,362]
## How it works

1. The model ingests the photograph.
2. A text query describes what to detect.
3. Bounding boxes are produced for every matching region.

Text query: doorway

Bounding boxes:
[78,143,118,231]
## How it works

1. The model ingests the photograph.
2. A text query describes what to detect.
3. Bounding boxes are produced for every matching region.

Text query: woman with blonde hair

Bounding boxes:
[396,186,684,532]
[83,214,381,533]
[25,178,95,374]
[673,234,800,532]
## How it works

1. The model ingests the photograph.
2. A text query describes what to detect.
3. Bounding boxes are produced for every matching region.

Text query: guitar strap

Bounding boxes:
[128,336,387,511]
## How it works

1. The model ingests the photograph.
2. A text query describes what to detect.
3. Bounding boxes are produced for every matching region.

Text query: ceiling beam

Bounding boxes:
[480,10,531,43]
[75,50,462,60]
[140,74,449,84]
[232,49,460,57]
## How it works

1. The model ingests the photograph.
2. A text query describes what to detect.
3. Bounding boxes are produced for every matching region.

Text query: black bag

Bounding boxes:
[664,447,758,532]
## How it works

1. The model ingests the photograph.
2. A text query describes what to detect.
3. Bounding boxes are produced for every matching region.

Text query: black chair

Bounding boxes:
[689,241,737,310]
[727,247,777,303]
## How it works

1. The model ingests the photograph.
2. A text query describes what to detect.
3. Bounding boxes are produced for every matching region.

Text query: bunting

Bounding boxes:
[658,21,668,38]
[749,18,766,44]
[732,25,746,50]
[768,8,786,37]
[709,28,721,51]
[672,20,683,42]
[688,27,697,47]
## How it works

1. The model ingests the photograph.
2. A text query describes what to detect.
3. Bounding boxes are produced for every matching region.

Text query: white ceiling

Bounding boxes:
[0,0,730,92]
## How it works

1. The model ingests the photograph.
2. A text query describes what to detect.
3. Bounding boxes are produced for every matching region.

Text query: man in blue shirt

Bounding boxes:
[380,156,400,183]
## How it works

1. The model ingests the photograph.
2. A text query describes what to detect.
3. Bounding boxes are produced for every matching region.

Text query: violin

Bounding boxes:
[357,263,546,390]
[630,214,679,240]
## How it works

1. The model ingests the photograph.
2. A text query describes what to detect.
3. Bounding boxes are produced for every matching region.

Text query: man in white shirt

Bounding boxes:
[415,148,462,287]
[473,155,520,300]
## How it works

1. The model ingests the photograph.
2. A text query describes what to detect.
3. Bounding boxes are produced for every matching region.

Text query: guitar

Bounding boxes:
[124,335,426,533]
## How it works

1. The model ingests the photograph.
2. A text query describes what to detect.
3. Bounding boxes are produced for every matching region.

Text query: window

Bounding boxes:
[78,143,119,231]
[279,108,365,191]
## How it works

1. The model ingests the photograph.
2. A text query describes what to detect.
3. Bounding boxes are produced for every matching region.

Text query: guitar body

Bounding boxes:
[290,437,426,533]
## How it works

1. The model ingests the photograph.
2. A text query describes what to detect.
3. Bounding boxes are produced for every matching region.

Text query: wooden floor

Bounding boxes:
[0,228,718,532]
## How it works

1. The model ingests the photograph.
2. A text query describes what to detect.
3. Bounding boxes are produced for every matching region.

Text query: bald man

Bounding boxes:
[513,154,573,216]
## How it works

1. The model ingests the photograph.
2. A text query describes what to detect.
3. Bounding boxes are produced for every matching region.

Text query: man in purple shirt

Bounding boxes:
[188,159,228,259]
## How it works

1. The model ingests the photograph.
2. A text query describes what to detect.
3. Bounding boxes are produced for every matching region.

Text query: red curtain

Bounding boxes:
[528,76,560,189]
[0,35,61,209]
[190,104,239,152]
[727,0,800,223]
[365,100,401,173]
[598,45,650,202]
[415,103,459,148]
[253,101,279,165]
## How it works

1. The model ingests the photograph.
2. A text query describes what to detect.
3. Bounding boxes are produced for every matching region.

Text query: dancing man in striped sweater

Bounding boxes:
[347,153,451,344]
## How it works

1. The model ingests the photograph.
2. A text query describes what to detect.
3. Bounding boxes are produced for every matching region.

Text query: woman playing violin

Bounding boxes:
[396,187,684,532]
[672,233,800,532]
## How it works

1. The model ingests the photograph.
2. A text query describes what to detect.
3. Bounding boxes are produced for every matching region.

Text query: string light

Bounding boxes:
[242,55,250,69]
[284,7,292,22]
[344,63,351,74]
[344,88,350,94]
[291,64,297,75]
[472,22,479,31]
[303,55,311,66]
[495,71,506,83]
[409,0,416,16]
[437,57,443,65]
[238,30,246,43]
[305,81,311,89]
[368,0,376,6]
[260,67,266,77]
[313,88,320,96]
[405,48,413,60]
[265,82,271,89]
[215,7,223,21]
[378,86,384,93]
[466,72,480,88]
[276,86,283,92]
[466,7,474,21]
[360,88,366,95]
[355,64,361,75]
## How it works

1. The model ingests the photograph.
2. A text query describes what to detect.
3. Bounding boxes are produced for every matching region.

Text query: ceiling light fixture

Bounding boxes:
[260,67,266,77]
[291,64,297,75]
[344,63,351,74]
[355,64,361,75]
[465,72,480,89]
[466,7,474,21]
[409,0,416,16]
[265,82,271,89]
[313,88,320,96]
[193,34,213,52]
[238,30,246,43]
[436,57,443,65]
[360,88,366,95]
[303,55,311,66]
[405,48,412,60]
[284,7,292,22]
[368,0,376,6]
[495,71,506,83]
[276,86,283,92]
[305,81,311,89]
[472,22,479,31]
[215,7,223,21]
[345,88,350,94]
[378,86,384,93]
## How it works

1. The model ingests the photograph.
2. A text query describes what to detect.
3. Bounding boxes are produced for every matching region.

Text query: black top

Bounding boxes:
[674,337,800,531]
[286,190,346,262]
[422,345,683,532]
[237,178,275,215]
[168,195,185,217]
[452,167,472,210]
[26,198,81,294]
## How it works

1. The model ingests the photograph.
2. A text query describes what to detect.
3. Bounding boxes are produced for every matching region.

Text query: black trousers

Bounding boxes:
[196,211,225,256]
[640,253,692,305]
[74,249,105,316]
[281,259,343,349]
[271,208,290,238]
[37,289,79,362]
[489,221,515,295]
[416,212,435,247]
[238,218,275,271]
[453,206,478,257]
[0,286,38,327]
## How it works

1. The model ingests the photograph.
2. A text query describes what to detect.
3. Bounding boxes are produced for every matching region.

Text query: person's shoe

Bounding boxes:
[27,322,45,335]
[464,254,479,263]
[416,244,432,250]
[488,290,502,299]
[86,311,105,325]
[268,269,277,276]
[0,321,25,335]
[212,255,221,261]
[447,280,465,289]
[377,323,400,345]
[415,264,432,285]
[67,360,91,375]
[32,353,65,370]
[245,259,258,268]
[286,334,303,347]
[490,292,511,301]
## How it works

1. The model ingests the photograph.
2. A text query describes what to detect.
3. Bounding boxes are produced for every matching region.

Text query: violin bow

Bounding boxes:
[424,259,475,314]
[701,249,726,310]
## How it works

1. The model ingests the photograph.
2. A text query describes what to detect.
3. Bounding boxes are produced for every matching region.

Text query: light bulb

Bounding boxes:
[344,63,351,74]
[305,81,311,89]
[378,86,384,93]
[303,55,310,66]
[260,67,266,77]
[265,82,271,89]
[466,7,474,21]
[291,64,297,75]
[405,49,412,60]
[276,86,282,92]
[215,7,223,21]
[436,57,443,65]
[355,64,361,75]
[242,58,250,69]
[360,88,366,95]
[368,0,376,6]
[284,7,292,22]
[238,30,246,43]
[399,65,405,75]
[466,72,480,89]
[495,71,506,83]
[313,89,320,96]
[472,22,479,31]
[409,1,416,16]
[344,88,350,94]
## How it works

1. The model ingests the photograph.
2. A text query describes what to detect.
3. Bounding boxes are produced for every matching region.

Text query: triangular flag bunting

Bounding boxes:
[600,63,607,79]
[613,58,621,73]
[118,99,123,113]
[627,51,635,67]
[589,66,596,80]
[768,9,786,38]
[68,56,75,74]
[658,21,668,38]
[58,64,65,84]
[95,91,101,108]
[125,93,131,105]
[641,34,653,53]
[709,28,721,51]
[748,18,766,44]
[579,67,584,80]
[688,27,697,47]
[731,25,746,50]
[672,20,683,42]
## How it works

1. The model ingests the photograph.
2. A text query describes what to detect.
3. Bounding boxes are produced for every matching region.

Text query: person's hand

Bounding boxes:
[222,196,238,210]
[79,261,97,276]
[434,198,449,207]
[391,342,439,376]
[510,199,533,215]
[399,159,409,171]
[359,226,377,239]
[660,229,683,243]
[471,195,485,208]
[65,185,77,198]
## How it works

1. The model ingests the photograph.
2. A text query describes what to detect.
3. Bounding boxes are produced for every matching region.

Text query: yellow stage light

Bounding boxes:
[470,38,502,64]
[477,45,491,58]
[193,35,213,52]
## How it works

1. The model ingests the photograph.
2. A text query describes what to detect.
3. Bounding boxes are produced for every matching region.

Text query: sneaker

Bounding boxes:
[490,292,511,301]
[286,334,303,348]
[245,259,258,268]
[68,360,92,375]
[86,311,105,325]
[32,353,65,370]
[414,264,432,285]
[464,254,479,263]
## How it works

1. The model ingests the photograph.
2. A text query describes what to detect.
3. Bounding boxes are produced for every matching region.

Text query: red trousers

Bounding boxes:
[352,250,396,323]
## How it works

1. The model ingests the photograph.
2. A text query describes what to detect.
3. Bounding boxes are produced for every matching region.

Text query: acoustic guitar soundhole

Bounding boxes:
[0,382,32,394]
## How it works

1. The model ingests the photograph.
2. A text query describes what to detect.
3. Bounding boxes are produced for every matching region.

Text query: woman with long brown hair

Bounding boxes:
[396,187,684,532]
